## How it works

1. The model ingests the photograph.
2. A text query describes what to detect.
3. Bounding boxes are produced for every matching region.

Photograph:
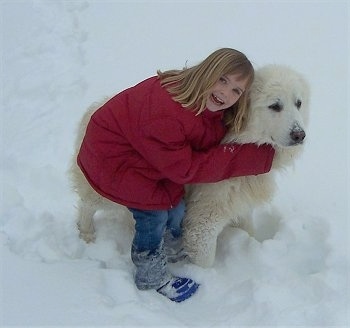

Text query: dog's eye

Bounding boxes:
[295,99,302,109]
[268,103,282,112]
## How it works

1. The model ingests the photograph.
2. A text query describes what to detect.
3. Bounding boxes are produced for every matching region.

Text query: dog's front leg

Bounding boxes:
[182,208,228,268]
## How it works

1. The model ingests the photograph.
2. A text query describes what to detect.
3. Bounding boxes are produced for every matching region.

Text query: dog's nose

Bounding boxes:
[290,129,306,143]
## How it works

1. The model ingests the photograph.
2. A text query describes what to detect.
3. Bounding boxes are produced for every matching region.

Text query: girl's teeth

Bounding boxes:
[213,94,224,105]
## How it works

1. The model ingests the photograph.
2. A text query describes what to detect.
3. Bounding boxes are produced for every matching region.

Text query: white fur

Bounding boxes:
[183,65,310,267]
[70,65,310,269]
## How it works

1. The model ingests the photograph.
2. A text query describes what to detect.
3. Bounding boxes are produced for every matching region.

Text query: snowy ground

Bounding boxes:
[1,1,349,327]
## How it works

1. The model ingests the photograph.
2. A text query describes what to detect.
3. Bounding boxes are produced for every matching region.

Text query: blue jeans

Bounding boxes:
[128,199,185,289]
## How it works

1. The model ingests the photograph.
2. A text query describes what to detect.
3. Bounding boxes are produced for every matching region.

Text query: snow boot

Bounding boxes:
[131,242,172,290]
[157,277,199,302]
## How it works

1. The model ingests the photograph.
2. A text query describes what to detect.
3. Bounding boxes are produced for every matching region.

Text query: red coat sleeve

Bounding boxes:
[135,117,275,184]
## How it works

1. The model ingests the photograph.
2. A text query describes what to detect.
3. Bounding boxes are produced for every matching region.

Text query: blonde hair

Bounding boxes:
[157,48,254,133]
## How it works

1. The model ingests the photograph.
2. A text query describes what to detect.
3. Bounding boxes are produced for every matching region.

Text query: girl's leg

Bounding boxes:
[166,199,185,238]
[165,199,186,262]
[129,205,199,302]
[129,208,171,290]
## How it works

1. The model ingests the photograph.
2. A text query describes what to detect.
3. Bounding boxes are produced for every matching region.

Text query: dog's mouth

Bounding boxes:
[270,136,279,147]
[270,136,304,148]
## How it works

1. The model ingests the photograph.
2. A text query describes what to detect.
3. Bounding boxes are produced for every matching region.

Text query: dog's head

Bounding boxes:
[226,65,310,148]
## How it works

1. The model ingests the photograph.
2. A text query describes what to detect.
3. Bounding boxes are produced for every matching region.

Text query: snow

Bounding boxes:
[1,0,349,326]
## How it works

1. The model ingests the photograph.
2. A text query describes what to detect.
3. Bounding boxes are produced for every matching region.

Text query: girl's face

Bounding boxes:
[206,74,248,112]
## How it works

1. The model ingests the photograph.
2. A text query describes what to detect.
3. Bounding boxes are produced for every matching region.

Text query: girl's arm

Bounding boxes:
[136,118,275,184]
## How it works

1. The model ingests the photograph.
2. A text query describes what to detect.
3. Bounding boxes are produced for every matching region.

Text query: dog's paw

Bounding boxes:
[79,231,96,243]
[184,247,215,268]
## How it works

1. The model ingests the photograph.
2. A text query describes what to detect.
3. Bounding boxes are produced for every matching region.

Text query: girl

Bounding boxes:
[77,48,275,302]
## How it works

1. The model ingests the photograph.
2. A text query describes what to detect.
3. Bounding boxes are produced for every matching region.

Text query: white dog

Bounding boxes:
[70,65,310,269]
[183,65,310,267]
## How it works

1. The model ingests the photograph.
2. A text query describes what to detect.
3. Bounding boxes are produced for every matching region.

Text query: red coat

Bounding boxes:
[77,76,275,210]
